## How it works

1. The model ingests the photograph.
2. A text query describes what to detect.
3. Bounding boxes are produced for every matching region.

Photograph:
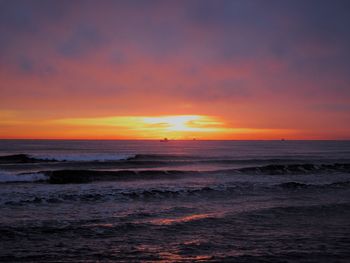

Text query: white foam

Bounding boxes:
[30,153,132,162]
[0,171,48,183]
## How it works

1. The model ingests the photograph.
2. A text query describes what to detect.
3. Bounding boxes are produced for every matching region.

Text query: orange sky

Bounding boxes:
[0,1,349,140]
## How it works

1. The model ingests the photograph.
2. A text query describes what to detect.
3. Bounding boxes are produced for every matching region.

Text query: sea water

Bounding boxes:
[0,140,349,262]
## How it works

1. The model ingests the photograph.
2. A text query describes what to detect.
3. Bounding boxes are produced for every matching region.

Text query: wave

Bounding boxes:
[237,163,350,175]
[0,171,48,183]
[277,181,350,189]
[31,153,132,162]
[0,154,57,164]
[2,180,350,206]
[127,154,350,165]
[1,162,348,184]
[43,169,193,184]
[0,184,255,206]
[1,187,218,205]
[238,203,350,219]
[2,153,350,167]
[0,153,133,163]
[126,154,201,161]
[0,183,261,206]
[1,169,195,184]
[126,154,349,163]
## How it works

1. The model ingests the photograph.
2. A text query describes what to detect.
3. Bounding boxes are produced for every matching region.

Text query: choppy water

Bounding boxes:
[1,140,350,262]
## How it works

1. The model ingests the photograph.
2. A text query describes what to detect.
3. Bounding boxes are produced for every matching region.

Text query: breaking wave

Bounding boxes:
[126,154,201,161]
[2,153,350,166]
[31,153,132,162]
[0,153,132,163]
[0,154,57,164]
[0,171,48,183]
[1,162,349,184]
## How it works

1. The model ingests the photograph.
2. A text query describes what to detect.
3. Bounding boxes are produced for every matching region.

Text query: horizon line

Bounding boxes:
[0,138,349,141]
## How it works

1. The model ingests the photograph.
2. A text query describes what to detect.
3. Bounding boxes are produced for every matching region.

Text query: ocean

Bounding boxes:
[0,140,349,262]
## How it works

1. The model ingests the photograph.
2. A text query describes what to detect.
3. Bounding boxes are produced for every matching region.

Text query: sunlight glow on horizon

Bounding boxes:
[141,115,224,132]
[53,115,228,139]
[50,115,295,140]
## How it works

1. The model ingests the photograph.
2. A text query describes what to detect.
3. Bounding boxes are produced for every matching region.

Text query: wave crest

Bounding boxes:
[0,171,48,183]
[238,163,350,175]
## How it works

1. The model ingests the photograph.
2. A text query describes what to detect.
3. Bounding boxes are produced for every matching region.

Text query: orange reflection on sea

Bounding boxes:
[150,213,215,225]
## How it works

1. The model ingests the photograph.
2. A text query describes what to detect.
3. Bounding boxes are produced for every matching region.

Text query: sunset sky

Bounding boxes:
[1,0,349,139]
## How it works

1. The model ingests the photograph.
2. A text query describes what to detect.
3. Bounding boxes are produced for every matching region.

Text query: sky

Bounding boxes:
[0,0,350,139]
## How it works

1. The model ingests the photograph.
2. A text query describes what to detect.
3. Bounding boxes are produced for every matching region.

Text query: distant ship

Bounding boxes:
[160,138,169,142]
